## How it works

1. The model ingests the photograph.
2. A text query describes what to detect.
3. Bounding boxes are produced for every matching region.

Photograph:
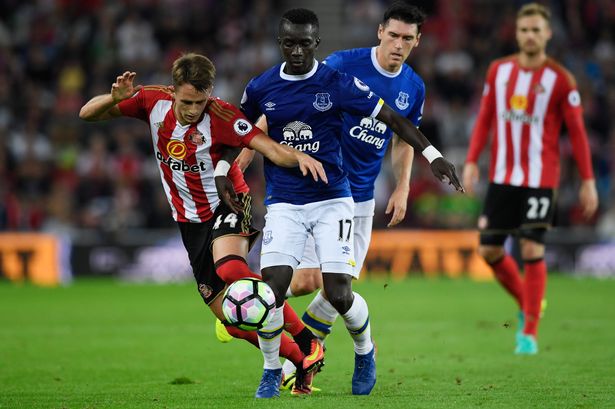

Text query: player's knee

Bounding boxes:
[520,239,545,260]
[478,245,505,264]
[290,280,315,297]
[322,273,353,314]
[291,268,321,296]
[261,265,293,306]
[326,289,353,314]
[214,254,258,283]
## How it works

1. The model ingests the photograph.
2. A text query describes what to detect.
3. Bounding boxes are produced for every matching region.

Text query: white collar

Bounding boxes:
[371,47,403,78]
[279,59,319,81]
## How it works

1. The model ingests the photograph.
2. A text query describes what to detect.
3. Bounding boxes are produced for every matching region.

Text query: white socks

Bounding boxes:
[257,306,284,370]
[341,292,373,355]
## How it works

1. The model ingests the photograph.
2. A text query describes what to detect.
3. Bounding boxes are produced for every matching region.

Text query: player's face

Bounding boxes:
[278,22,320,75]
[173,83,211,125]
[516,15,552,56]
[377,19,420,72]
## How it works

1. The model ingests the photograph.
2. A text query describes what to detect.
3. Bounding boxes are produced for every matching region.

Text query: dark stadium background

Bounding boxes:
[0,0,613,280]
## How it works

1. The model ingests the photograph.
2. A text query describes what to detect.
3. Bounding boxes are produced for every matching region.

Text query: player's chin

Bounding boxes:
[290,61,306,70]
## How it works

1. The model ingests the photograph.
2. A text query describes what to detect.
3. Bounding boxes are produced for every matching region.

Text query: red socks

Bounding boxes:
[523,258,546,336]
[490,255,524,309]
[214,255,260,283]
[283,301,306,336]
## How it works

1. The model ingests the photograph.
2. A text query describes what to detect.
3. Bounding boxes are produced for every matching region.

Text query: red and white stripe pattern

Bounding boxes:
[119,88,257,222]
[467,56,594,188]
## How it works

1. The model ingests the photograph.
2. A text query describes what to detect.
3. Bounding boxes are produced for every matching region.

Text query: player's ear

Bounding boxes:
[377,24,384,40]
[315,37,320,48]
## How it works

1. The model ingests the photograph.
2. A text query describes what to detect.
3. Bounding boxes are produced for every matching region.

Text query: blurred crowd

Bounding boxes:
[0,0,613,239]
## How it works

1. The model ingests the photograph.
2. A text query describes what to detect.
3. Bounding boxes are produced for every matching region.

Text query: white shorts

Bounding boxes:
[260,197,356,275]
[298,199,374,277]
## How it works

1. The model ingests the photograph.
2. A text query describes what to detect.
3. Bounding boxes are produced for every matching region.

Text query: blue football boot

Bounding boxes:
[352,346,376,395]
[255,368,282,398]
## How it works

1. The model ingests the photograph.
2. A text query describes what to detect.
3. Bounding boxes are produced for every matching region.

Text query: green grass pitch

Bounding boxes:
[1,275,614,408]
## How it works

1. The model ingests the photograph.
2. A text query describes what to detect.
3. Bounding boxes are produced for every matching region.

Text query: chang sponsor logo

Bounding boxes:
[156,151,206,173]
[281,121,320,152]
[348,117,386,149]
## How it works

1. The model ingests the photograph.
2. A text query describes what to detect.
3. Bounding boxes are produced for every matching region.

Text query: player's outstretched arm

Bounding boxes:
[235,148,256,172]
[247,133,328,183]
[79,71,142,121]
[376,103,464,192]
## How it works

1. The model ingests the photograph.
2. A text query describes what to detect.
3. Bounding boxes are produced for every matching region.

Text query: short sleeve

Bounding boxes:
[336,71,384,118]
[323,52,344,71]
[117,90,148,121]
[239,79,263,124]
[212,99,262,148]
[559,77,582,116]
[408,82,426,127]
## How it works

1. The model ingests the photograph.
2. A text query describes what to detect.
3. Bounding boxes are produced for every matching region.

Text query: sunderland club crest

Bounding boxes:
[187,129,205,146]
[313,93,332,112]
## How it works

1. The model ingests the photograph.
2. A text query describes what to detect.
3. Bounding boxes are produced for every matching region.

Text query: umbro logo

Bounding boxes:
[265,101,276,111]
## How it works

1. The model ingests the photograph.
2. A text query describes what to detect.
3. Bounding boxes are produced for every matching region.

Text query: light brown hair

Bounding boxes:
[517,3,551,22]
[171,53,216,92]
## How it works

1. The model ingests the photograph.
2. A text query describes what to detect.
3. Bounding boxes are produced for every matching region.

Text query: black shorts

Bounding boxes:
[177,193,260,305]
[478,183,556,246]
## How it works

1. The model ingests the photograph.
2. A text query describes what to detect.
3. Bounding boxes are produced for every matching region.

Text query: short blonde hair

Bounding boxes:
[517,3,551,22]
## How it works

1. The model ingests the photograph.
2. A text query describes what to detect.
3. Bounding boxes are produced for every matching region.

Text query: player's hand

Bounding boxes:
[235,148,256,173]
[385,186,409,227]
[296,152,328,184]
[430,158,464,192]
[579,179,598,220]
[462,162,479,194]
[111,71,142,103]
[214,176,242,213]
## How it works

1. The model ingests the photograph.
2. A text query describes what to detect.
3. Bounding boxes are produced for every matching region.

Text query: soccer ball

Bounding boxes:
[222,278,276,331]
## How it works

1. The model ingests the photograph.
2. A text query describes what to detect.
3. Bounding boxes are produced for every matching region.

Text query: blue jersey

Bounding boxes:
[324,47,426,202]
[241,60,384,205]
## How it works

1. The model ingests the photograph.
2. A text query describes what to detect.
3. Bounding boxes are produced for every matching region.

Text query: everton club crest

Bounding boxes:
[313,93,332,112]
[395,91,410,110]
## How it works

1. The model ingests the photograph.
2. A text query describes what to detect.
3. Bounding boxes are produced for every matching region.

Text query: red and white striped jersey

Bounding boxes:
[466,56,594,188]
[118,86,260,223]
